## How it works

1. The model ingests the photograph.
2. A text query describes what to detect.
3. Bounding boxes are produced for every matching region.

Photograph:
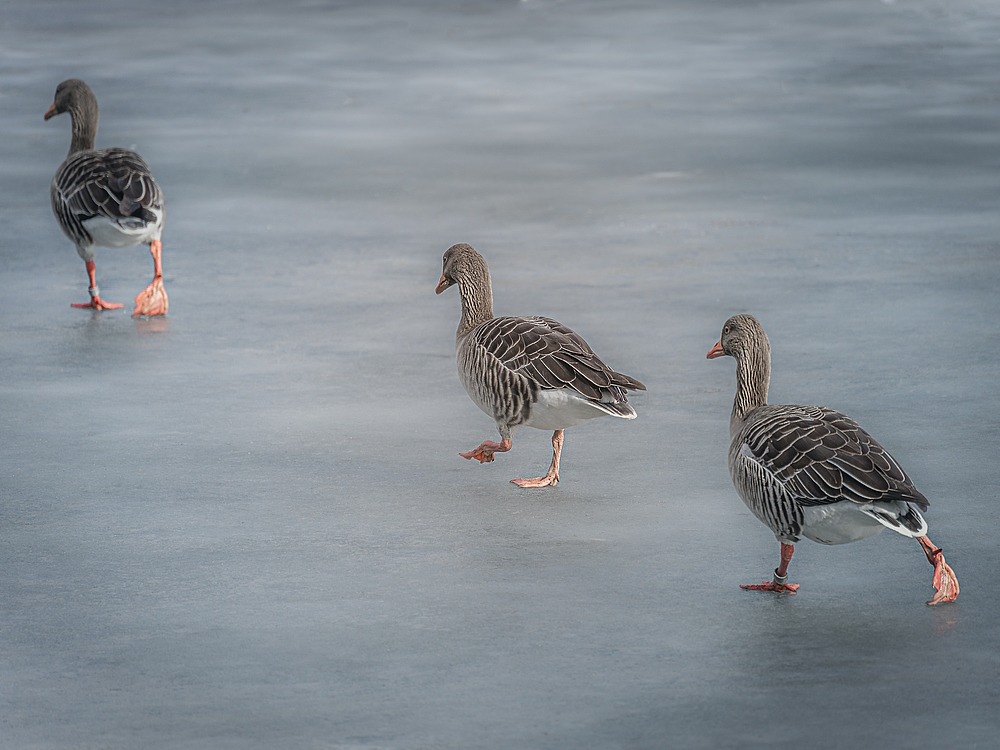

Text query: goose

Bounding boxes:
[45,79,167,316]
[707,313,959,605]
[436,243,645,488]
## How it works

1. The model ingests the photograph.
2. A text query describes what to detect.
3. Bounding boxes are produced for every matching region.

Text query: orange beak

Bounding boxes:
[706,340,725,359]
[43,102,58,121]
[435,275,451,294]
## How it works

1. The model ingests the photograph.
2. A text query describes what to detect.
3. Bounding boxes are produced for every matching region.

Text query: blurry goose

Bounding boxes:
[436,243,645,488]
[45,78,167,316]
[707,313,958,605]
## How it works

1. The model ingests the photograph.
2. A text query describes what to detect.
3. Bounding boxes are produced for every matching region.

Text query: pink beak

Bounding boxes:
[706,340,725,359]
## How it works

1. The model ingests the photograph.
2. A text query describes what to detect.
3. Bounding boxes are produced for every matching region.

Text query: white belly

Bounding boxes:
[801,502,885,545]
[523,389,621,431]
[83,214,161,248]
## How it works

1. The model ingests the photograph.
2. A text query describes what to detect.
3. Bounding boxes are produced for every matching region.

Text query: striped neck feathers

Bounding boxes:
[456,270,494,339]
[732,337,770,435]
[67,99,99,155]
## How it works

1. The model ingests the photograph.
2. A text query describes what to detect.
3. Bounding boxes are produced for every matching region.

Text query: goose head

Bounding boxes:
[707,313,770,362]
[44,78,97,122]
[435,243,489,294]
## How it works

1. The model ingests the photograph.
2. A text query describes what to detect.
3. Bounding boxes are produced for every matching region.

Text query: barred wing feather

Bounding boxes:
[471,316,645,404]
[54,148,163,245]
[740,405,929,511]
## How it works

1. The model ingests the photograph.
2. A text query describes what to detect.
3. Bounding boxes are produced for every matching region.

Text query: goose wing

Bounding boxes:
[472,315,645,403]
[53,147,163,243]
[740,405,928,510]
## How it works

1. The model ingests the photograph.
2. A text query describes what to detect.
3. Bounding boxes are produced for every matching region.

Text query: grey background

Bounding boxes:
[2,0,998,748]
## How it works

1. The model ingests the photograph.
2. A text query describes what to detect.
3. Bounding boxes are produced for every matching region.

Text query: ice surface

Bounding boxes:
[2,1,999,748]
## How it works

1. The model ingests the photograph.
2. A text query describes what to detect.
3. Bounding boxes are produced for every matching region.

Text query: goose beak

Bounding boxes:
[706,340,725,359]
[435,275,451,294]
[43,102,58,121]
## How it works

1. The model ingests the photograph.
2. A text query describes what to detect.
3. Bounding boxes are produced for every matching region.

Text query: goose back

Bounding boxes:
[46,79,164,257]
[439,243,645,438]
[713,314,930,545]
[458,314,644,434]
[52,147,164,255]
[731,403,929,544]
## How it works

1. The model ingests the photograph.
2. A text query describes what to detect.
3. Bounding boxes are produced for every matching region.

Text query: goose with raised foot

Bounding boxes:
[436,243,645,488]
[707,313,959,605]
[45,79,167,316]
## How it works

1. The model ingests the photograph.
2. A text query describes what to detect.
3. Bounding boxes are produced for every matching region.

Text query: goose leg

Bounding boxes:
[511,429,563,489]
[72,259,123,311]
[917,536,960,605]
[741,542,800,593]
[460,437,512,463]
[133,239,168,317]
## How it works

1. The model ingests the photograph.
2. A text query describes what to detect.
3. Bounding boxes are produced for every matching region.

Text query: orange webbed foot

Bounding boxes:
[460,448,496,463]
[72,296,124,311]
[927,551,960,606]
[918,536,959,606]
[459,438,511,464]
[133,276,168,317]
[510,471,559,488]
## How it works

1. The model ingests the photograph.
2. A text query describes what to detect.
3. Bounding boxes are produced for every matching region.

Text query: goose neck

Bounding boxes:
[67,102,98,155]
[456,273,494,339]
[731,347,770,435]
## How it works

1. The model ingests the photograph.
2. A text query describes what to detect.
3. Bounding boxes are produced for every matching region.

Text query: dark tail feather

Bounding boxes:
[612,372,646,391]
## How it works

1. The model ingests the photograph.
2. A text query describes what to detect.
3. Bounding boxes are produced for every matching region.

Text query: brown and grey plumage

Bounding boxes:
[45,78,167,316]
[436,243,645,488]
[707,313,958,605]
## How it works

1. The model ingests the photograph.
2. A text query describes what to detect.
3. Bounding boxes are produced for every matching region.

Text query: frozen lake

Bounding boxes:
[2,0,999,747]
